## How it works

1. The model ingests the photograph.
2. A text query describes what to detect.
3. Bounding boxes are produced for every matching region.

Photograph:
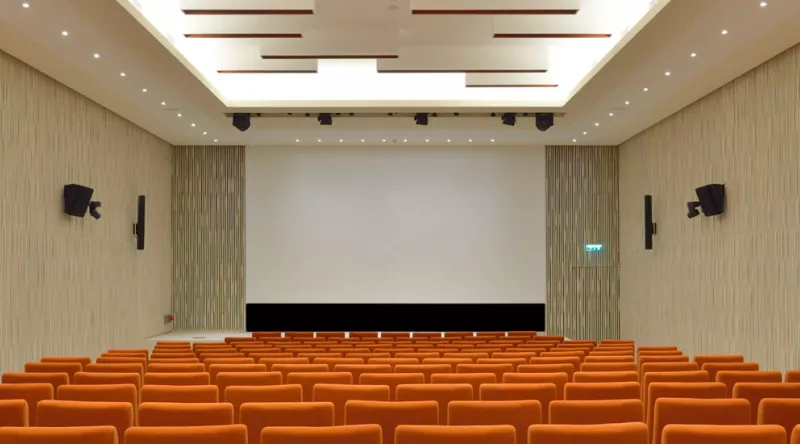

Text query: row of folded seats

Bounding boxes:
[1,334,800,444]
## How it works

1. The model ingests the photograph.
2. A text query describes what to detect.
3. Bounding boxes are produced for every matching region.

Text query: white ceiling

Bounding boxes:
[0,0,799,147]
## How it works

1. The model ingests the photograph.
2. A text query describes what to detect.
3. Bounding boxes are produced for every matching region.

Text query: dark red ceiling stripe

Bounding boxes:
[378,69,547,74]
[185,34,302,38]
[182,9,314,15]
[412,9,578,15]
[261,55,399,60]
[494,33,611,38]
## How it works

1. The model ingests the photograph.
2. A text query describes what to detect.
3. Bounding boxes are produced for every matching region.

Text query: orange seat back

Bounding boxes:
[2,372,69,392]
[702,363,759,382]
[240,402,334,444]
[694,355,745,369]
[758,398,800,442]
[652,398,751,444]
[0,399,28,427]
[345,400,438,444]
[661,424,785,444]
[147,364,205,373]
[573,371,638,383]
[140,385,219,403]
[40,357,92,370]
[225,385,303,422]
[57,384,138,406]
[314,358,364,371]
[261,424,382,444]
[23,362,82,383]
[0,382,54,425]
[284,372,353,401]
[422,358,472,372]
[647,382,727,435]
[125,424,247,444]
[142,372,209,386]
[312,384,390,425]
[430,373,497,395]
[216,371,282,396]
[643,370,710,413]
[395,424,515,444]
[580,362,637,372]
[448,400,541,444]
[717,371,783,398]
[138,402,233,426]
[503,372,568,400]
[0,425,117,444]
[85,364,144,379]
[358,373,425,401]
[396,383,473,425]
[207,364,265,384]
[733,383,800,424]
[38,400,133,442]
[395,364,450,383]
[549,399,643,425]
[528,422,648,444]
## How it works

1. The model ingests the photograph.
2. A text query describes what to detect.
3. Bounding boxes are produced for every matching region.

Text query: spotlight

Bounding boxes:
[88,201,102,220]
[535,113,554,132]
[414,113,429,126]
[232,113,251,132]
[318,113,333,126]
[502,113,517,126]
[687,201,701,219]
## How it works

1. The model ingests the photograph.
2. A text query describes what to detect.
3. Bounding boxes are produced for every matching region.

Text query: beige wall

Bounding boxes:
[173,146,244,331]
[619,44,800,371]
[546,146,620,339]
[0,50,173,372]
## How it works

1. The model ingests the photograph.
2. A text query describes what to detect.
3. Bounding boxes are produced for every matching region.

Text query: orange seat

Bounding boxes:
[476,358,527,371]
[717,371,783,398]
[492,352,538,360]
[643,371,710,415]
[584,356,635,363]
[430,373,497,394]
[261,424,382,444]
[96,357,148,368]
[138,402,233,426]
[702,363,759,382]
[203,358,255,370]
[640,362,700,382]
[0,383,54,425]
[456,363,513,382]
[694,355,745,369]
[345,400,438,444]
[503,372,568,400]
[448,400,541,444]
[225,385,303,422]
[395,425,515,444]
[334,365,392,383]
[272,364,328,381]
[140,385,219,403]
[396,353,441,361]
[518,364,576,382]
[652,398,751,444]
[528,422,648,444]
[23,362,82,383]
[216,371,282,396]
[396,384,473,425]
[57,384,138,407]
[85,364,145,380]
[564,382,640,401]
[733,383,800,424]
[240,402,334,444]
[312,384,390,425]
[580,362,637,372]
[259,358,310,371]
[529,358,581,374]
[2,372,69,392]
[549,399,643,425]
[150,358,200,364]
[40,357,92,370]
[74,372,142,392]
[125,425,247,444]
[315,358,364,371]
[647,382,727,434]
[395,364,451,382]
[0,400,29,427]
[442,353,490,363]
[573,371,639,383]
[150,353,196,360]
[285,372,353,401]
[0,426,117,444]
[422,358,473,372]
[787,371,800,383]
[147,364,205,373]
[142,372,209,386]
[37,400,133,443]
[758,398,800,442]
[661,424,785,444]
[638,355,689,372]
[207,364,265,384]
[368,358,420,369]
[358,373,425,401]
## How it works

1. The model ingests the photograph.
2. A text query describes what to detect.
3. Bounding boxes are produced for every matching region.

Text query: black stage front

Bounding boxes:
[246,303,545,332]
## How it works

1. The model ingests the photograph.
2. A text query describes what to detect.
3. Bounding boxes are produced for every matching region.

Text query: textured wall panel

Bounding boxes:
[619,44,800,372]
[0,50,173,372]
[546,146,620,340]
[173,146,245,330]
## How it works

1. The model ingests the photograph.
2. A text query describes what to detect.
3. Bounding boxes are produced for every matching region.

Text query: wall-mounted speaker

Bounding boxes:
[133,196,146,250]
[696,184,725,216]
[644,195,657,250]
[64,184,94,217]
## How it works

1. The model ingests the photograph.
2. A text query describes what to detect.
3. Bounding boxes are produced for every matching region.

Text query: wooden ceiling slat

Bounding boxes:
[494,33,611,38]
[412,9,578,15]
[185,34,302,38]
[182,9,314,15]
[378,69,547,74]
[261,55,398,60]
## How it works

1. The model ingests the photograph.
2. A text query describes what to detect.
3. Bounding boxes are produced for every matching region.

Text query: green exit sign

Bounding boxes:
[585,244,603,252]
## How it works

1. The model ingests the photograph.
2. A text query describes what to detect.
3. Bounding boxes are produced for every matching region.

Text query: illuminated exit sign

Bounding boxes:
[585,244,603,252]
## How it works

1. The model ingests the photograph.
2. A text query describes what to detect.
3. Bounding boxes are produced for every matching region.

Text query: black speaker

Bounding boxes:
[696,184,725,216]
[134,195,146,250]
[63,184,94,217]
[644,195,656,250]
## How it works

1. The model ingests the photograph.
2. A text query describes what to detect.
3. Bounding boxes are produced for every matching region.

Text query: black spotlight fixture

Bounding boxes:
[88,201,102,220]
[535,113,554,132]
[232,113,251,132]
[318,113,333,126]
[687,201,702,219]
[502,113,517,126]
[414,113,429,126]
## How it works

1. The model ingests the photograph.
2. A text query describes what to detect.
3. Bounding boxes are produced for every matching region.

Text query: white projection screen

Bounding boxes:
[245,144,546,309]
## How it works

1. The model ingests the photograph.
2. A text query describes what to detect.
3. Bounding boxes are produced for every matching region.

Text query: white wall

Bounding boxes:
[245,144,546,304]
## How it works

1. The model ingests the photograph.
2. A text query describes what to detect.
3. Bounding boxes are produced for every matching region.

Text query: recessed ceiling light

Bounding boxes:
[609,112,614,117]
[425,139,430,142]
[22,2,29,8]
[120,72,126,77]
[625,100,630,105]
[382,139,386,143]
[142,88,147,93]
[643,87,649,92]
[403,139,408,142]
[191,123,196,127]
[665,71,671,76]
[177,113,182,117]
[447,139,451,143]
[339,139,344,143]
[594,122,600,127]
[202,132,207,135]
[93,53,100,59]
[573,139,577,143]
[161,101,166,106]
[490,139,495,143]
[213,139,218,143]
[468,139,473,143]
[61,31,69,37]
[361,139,365,143]
[583,131,588,135]
[760,1,767,7]
[721,29,728,35]
[317,139,322,143]
[296,139,300,143]
[690,52,697,58]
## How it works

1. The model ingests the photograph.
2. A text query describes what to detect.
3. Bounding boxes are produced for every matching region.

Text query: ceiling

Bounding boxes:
[1,0,799,147]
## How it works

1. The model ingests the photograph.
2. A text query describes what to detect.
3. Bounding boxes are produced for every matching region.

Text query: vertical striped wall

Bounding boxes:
[172,146,245,330]
[619,43,800,372]
[546,146,620,340]
[0,50,172,372]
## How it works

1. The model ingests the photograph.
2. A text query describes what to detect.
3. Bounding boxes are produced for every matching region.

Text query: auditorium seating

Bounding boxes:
[2,333,800,444]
